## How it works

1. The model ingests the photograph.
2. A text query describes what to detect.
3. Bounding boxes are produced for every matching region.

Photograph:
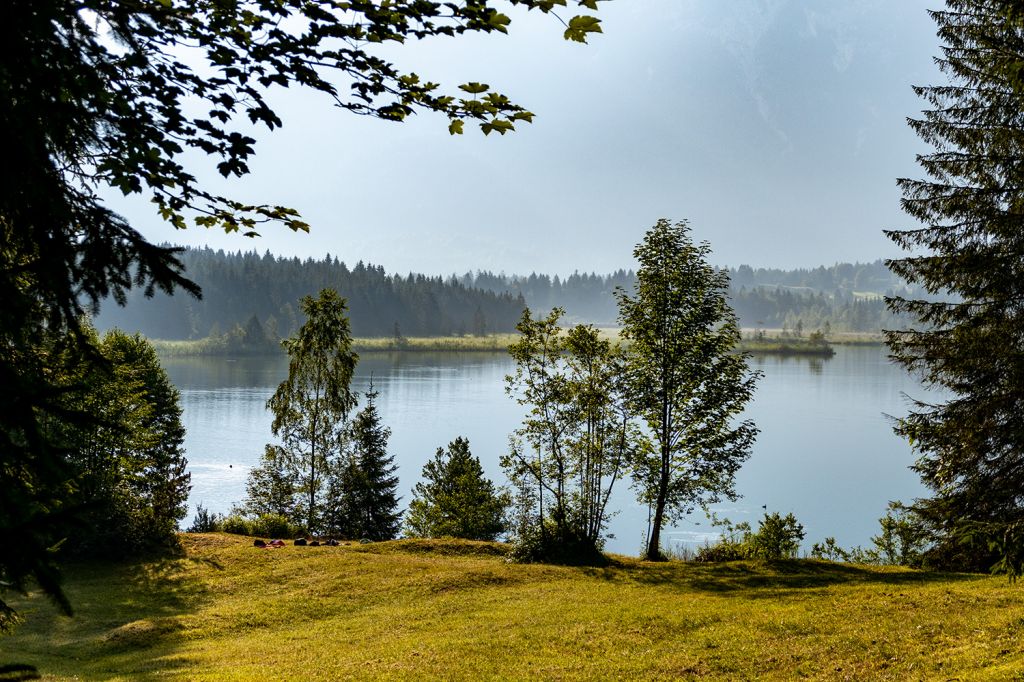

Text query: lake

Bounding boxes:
[162,345,930,556]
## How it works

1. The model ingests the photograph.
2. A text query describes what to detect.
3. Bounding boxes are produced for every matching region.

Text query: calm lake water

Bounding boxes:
[162,345,930,556]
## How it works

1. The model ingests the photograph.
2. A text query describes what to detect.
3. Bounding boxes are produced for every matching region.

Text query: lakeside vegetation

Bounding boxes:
[151,333,523,355]
[738,337,836,356]
[3,533,1021,681]
[151,329,841,357]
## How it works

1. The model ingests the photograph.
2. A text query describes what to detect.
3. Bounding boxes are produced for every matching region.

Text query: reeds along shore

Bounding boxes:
[151,330,853,357]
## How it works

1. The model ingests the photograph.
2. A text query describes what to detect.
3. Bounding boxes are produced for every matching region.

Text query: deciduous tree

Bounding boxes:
[264,289,358,534]
[617,219,760,562]
[504,309,636,561]
[243,445,298,521]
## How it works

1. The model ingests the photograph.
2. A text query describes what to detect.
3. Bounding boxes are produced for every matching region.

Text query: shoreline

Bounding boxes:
[150,331,863,358]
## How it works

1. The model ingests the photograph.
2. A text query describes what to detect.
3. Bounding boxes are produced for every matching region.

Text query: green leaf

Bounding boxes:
[563,15,602,44]
[480,119,514,136]
[448,119,464,135]
[488,12,512,34]
[459,82,490,95]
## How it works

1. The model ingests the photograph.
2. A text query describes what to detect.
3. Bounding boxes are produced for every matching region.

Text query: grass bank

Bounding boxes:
[354,334,519,352]
[736,338,835,357]
[153,329,839,357]
[150,335,521,356]
[3,534,1022,680]
[828,331,886,346]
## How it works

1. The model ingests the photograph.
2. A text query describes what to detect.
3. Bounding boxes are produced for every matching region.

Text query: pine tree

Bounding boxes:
[406,437,509,541]
[343,387,401,541]
[885,2,1024,573]
[242,314,268,348]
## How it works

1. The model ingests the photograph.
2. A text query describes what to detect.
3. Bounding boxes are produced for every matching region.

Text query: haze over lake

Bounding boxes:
[165,345,927,556]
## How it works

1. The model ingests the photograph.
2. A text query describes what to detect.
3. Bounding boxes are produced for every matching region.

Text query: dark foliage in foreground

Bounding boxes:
[886,0,1024,576]
[1,0,602,623]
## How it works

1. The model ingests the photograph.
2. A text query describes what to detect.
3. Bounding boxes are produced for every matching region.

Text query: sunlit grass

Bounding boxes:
[3,534,1022,680]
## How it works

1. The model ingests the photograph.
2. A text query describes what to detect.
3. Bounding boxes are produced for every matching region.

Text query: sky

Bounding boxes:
[115,0,943,277]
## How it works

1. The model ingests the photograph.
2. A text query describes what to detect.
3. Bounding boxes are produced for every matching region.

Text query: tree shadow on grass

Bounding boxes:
[578,558,983,596]
[0,544,219,680]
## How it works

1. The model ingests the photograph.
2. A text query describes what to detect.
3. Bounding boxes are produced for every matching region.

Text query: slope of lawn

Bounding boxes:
[2,533,1023,680]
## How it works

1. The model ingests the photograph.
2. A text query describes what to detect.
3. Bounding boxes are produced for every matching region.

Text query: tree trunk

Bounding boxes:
[307,455,316,534]
[644,448,671,561]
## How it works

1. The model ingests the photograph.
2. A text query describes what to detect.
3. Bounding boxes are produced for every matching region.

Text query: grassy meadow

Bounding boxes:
[3,534,1022,680]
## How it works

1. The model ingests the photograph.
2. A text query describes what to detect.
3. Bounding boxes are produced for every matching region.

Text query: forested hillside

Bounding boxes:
[96,248,526,339]
[466,260,926,332]
[96,249,926,339]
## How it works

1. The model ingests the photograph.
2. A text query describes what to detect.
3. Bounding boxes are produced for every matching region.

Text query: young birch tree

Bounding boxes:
[504,308,636,560]
[266,289,357,534]
[617,219,760,561]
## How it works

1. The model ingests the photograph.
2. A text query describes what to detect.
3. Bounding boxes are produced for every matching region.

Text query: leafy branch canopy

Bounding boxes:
[61,0,604,238]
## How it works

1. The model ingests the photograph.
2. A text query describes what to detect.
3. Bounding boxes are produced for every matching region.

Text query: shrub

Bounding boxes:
[187,503,223,533]
[810,537,850,562]
[810,503,933,567]
[748,512,805,560]
[694,539,748,562]
[507,520,607,566]
[252,513,297,539]
[694,512,805,562]
[221,515,254,536]
[871,502,929,567]
[693,518,751,562]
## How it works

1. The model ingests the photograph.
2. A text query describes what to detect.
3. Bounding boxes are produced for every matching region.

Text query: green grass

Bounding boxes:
[828,331,886,345]
[736,338,835,356]
[149,337,238,356]
[4,534,1023,680]
[153,328,841,358]
[150,335,523,356]
[353,334,520,352]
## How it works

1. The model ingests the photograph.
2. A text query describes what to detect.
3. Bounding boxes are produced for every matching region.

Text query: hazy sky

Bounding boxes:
[116,0,942,276]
